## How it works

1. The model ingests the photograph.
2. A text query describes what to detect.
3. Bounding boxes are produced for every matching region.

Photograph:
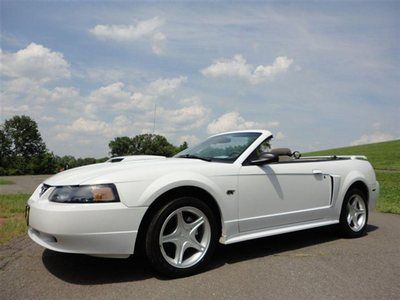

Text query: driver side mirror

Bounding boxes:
[250,152,279,165]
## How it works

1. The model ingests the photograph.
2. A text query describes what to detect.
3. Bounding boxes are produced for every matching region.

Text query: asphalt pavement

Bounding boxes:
[0,175,50,194]
[0,212,399,299]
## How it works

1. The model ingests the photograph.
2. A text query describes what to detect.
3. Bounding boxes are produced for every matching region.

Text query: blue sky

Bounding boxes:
[1,1,399,157]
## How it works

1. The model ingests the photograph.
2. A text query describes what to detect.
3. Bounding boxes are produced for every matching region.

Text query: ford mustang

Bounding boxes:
[27,130,379,277]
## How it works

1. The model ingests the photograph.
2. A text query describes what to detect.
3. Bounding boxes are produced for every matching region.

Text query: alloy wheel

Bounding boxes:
[346,194,367,232]
[159,206,211,268]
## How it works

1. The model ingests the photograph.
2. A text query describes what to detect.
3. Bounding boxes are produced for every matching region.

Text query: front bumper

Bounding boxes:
[27,197,147,258]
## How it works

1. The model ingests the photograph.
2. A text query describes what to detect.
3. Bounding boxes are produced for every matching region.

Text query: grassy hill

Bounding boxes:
[306,139,400,214]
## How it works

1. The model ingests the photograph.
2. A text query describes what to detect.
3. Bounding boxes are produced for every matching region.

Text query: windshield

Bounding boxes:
[175,132,261,163]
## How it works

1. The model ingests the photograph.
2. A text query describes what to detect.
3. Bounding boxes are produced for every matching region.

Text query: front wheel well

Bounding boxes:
[134,186,222,256]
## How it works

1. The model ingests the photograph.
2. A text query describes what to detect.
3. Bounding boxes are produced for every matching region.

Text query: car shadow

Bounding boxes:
[42,224,378,284]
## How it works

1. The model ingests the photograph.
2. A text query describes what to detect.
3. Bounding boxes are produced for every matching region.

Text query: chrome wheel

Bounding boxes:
[346,195,367,232]
[159,206,211,269]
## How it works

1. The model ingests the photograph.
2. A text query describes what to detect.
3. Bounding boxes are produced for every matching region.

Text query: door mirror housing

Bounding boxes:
[250,152,279,165]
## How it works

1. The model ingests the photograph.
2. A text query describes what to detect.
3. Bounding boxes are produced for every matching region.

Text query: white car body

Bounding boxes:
[27,130,379,258]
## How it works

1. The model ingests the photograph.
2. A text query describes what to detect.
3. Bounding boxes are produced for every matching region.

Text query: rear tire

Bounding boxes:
[339,188,368,238]
[145,196,219,277]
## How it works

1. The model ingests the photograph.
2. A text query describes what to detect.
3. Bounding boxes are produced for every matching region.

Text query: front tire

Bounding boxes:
[145,196,219,277]
[339,188,368,237]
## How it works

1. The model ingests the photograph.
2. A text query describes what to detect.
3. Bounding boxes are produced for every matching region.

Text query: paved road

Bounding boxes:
[0,213,399,299]
[0,175,50,194]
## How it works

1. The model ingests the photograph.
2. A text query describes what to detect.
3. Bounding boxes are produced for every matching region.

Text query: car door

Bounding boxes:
[238,161,333,232]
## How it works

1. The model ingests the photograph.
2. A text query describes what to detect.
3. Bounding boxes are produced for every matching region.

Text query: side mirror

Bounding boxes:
[250,153,279,165]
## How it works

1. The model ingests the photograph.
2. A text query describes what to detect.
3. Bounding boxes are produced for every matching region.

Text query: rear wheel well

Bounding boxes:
[134,186,222,256]
[347,181,369,204]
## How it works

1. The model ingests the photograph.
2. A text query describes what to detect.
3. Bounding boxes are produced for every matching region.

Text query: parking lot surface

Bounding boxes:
[0,212,399,299]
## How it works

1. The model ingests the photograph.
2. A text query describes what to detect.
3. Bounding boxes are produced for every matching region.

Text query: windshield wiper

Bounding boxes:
[177,154,212,162]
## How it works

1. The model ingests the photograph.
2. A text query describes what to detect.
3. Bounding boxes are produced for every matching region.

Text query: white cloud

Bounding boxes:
[41,73,209,151]
[55,132,71,141]
[267,121,280,128]
[65,115,132,138]
[2,79,79,107]
[202,54,252,79]
[49,87,80,102]
[152,32,166,55]
[89,17,163,41]
[147,76,187,95]
[201,54,293,84]
[1,104,30,115]
[0,43,70,83]
[178,135,200,146]
[179,96,202,106]
[207,112,264,134]
[84,82,130,116]
[89,82,130,104]
[89,17,166,55]
[159,103,209,130]
[85,68,134,84]
[275,131,286,140]
[108,76,188,111]
[351,131,394,146]
[253,56,293,83]
[68,118,105,133]
[1,77,81,118]
[40,116,56,122]
[111,92,152,111]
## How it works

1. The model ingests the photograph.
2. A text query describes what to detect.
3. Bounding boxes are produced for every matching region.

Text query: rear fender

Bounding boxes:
[335,170,369,215]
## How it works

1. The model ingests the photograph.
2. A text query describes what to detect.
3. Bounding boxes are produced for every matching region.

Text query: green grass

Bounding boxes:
[375,172,400,214]
[0,194,29,244]
[306,139,400,171]
[306,139,400,214]
[0,178,15,185]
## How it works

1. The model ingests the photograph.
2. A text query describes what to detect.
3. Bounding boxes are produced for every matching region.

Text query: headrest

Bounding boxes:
[270,148,292,156]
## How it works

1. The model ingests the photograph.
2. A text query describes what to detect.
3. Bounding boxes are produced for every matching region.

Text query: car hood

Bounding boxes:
[44,155,208,186]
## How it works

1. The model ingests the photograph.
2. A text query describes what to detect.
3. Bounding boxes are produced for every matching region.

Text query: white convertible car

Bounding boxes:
[27,130,379,277]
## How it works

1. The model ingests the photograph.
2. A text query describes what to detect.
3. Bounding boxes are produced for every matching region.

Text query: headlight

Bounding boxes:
[49,184,119,203]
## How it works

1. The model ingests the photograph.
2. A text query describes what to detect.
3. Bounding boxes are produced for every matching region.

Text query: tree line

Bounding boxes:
[0,115,188,175]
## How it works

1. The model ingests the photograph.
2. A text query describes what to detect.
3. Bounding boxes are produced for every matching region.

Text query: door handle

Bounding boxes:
[313,169,323,175]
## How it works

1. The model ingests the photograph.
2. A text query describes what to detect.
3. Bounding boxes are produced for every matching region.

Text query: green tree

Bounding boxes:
[109,136,132,156]
[109,134,184,157]
[130,134,177,157]
[177,141,188,153]
[4,115,46,158]
[79,157,97,166]
[0,128,13,174]
[96,157,109,163]
[32,152,58,174]
[1,115,48,174]
[55,155,78,170]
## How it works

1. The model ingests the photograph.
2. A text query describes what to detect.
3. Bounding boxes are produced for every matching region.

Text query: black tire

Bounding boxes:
[339,188,368,238]
[145,196,219,277]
